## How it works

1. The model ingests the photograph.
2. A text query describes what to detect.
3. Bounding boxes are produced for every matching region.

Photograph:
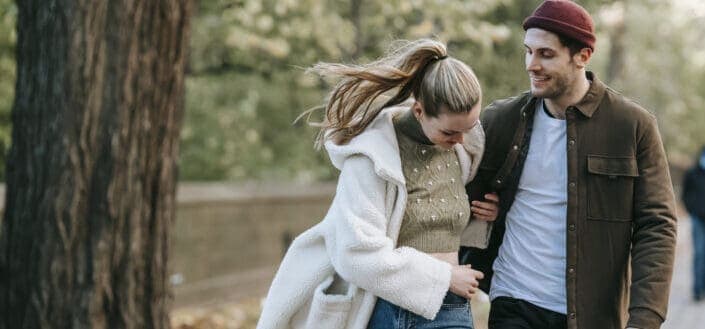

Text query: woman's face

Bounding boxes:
[413,101,481,149]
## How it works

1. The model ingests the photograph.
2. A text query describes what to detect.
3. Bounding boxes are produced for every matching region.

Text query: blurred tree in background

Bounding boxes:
[0,0,702,182]
[0,0,15,180]
[609,0,705,165]
[182,0,513,182]
[181,0,705,181]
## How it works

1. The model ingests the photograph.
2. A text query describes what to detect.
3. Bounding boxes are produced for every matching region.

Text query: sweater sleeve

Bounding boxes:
[324,155,452,320]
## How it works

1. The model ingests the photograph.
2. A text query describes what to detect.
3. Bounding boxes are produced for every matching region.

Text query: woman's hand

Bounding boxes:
[449,264,484,299]
[471,193,499,221]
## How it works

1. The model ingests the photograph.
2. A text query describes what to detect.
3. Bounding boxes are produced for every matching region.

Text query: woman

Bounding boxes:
[257,39,498,329]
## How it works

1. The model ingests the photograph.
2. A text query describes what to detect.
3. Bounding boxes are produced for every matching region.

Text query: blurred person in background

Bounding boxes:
[256,38,498,329]
[681,146,705,302]
[460,1,677,329]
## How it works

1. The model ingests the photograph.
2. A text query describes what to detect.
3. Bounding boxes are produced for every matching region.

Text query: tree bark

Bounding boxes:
[0,1,191,328]
[350,0,363,60]
[606,7,626,84]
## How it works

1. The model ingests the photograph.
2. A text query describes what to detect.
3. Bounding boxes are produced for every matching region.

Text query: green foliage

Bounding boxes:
[0,0,15,180]
[184,0,705,181]
[1,0,704,182]
[613,0,705,163]
[180,71,334,181]
[183,0,515,182]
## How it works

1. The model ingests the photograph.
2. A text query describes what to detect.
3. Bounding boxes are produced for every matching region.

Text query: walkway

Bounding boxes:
[171,215,705,329]
[662,216,705,328]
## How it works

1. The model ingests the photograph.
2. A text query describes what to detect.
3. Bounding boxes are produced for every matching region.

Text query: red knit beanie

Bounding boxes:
[523,0,595,50]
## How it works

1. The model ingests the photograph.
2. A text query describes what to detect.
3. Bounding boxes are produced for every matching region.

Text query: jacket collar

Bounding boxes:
[522,71,606,119]
[572,71,606,118]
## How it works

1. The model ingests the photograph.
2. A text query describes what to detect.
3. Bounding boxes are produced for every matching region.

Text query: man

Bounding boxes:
[461,1,677,328]
[681,146,705,302]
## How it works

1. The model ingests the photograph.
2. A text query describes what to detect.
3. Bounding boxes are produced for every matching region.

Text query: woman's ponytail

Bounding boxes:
[305,39,479,148]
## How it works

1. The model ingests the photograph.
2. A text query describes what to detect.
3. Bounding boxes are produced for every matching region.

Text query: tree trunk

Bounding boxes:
[606,9,626,84]
[350,0,363,60]
[0,1,191,328]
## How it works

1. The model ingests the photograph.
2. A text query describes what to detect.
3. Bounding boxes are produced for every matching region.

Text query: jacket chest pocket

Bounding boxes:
[586,155,639,222]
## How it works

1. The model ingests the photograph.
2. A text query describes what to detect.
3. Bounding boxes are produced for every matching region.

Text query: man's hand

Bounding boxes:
[471,193,500,221]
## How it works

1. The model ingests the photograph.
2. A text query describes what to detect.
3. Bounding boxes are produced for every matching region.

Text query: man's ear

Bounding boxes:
[574,47,593,69]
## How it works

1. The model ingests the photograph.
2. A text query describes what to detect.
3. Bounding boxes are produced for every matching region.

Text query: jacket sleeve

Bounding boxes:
[627,115,678,329]
[324,155,452,320]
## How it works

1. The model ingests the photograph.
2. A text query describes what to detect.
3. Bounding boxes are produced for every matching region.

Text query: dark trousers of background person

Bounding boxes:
[692,214,705,301]
[488,296,566,329]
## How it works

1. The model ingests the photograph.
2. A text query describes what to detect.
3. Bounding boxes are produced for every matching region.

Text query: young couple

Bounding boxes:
[258,1,677,329]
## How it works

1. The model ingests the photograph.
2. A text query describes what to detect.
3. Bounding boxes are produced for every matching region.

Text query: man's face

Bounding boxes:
[524,28,583,100]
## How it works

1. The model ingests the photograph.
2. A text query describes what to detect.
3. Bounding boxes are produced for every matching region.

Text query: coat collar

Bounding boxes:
[325,102,409,186]
[572,71,606,118]
[521,71,606,119]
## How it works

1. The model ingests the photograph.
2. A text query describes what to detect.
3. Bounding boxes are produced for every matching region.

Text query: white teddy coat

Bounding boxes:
[256,103,488,329]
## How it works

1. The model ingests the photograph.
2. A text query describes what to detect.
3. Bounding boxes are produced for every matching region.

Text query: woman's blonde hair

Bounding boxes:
[307,39,481,148]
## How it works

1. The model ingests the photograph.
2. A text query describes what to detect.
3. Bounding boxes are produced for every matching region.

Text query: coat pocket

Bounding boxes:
[586,155,639,222]
[304,274,355,328]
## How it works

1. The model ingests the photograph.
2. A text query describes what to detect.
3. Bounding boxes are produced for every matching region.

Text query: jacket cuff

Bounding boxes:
[627,307,664,329]
[419,260,452,320]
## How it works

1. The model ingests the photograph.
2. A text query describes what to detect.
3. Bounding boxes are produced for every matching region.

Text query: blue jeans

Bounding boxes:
[367,292,474,329]
[692,214,705,299]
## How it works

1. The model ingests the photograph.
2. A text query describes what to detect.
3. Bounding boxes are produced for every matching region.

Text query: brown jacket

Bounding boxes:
[461,72,677,329]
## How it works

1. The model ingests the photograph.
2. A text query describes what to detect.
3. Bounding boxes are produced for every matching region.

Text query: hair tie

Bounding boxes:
[434,55,448,61]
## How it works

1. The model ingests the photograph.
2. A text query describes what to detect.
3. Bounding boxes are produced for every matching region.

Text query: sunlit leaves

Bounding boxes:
[0,0,15,180]
[183,0,516,181]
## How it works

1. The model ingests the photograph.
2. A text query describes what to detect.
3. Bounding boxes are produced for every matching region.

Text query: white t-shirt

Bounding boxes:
[490,99,568,314]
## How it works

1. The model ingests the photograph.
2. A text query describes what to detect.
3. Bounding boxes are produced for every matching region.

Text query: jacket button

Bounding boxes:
[512,145,519,151]
[569,182,576,188]
[568,224,576,231]
[568,139,575,147]
[496,179,503,185]
[569,312,576,319]
[568,266,575,274]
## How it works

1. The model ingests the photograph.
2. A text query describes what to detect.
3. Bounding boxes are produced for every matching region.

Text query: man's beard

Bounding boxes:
[531,73,572,99]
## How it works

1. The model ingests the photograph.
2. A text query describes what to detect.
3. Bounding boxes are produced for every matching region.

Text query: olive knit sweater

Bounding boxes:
[393,110,471,253]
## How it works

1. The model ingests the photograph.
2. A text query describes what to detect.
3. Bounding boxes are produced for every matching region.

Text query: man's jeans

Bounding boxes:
[692,214,705,300]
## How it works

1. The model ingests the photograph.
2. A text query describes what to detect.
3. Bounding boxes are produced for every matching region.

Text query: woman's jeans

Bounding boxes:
[367,291,473,329]
[692,214,705,300]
